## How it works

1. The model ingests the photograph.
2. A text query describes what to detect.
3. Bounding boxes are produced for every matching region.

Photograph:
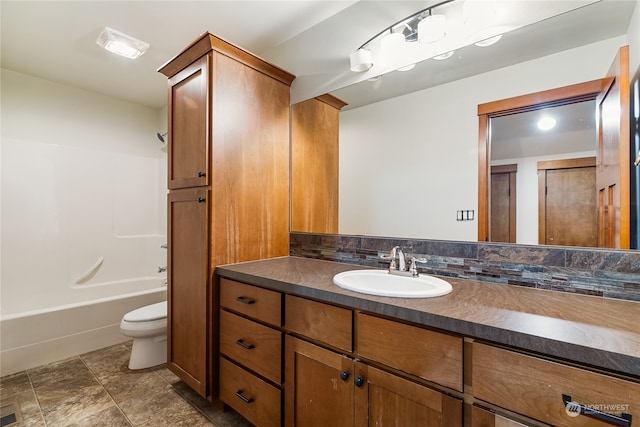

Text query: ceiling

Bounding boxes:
[0,0,357,109]
[1,1,636,110]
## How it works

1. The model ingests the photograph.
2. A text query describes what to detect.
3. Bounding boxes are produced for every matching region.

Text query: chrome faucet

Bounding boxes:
[389,246,418,277]
[390,246,406,271]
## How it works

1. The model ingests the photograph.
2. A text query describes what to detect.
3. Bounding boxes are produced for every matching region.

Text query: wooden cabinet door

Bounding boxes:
[596,45,630,248]
[167,54,210,190]
[167,188,210,396]
[538,158,597,246]
[284,336,354,427]
[355,363,463,427]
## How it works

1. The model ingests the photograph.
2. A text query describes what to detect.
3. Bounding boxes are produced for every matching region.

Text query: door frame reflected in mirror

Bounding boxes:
[477,77,613,244]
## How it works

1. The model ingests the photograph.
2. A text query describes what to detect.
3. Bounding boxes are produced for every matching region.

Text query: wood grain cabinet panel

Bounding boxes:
[159,32,294,399]
[219,310,282,384]
[355,363,462,427]
[167,188,209,396]
[167,55,209,190]
[220,278,282,327]
[291,94,346,234]
[284,335,355,427]
[284,334,463,427]
[285,295,353,352]
[219,357,281,427]
[356,312,463,392]
[472,342,640,426]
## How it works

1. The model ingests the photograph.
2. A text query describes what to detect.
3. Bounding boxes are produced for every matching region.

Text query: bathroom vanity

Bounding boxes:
[215,256,640,427]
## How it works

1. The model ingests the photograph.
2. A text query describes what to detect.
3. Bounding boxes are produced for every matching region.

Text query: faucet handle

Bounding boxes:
[408,258,418,277]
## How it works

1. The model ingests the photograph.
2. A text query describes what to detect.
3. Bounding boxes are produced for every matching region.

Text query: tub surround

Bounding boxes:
[0,287,166,376]
[216,256,640,378]
[290,232,640,301]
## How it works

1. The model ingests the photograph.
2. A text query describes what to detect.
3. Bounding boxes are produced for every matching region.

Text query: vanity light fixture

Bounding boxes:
[96,27,150,59]
[474,33,503,47]
[348,0,455,73]
[398,64,416,71]
[350,48,373,72]
[432,50,455,60]
[537,116,557,131]
[418,13,447,44]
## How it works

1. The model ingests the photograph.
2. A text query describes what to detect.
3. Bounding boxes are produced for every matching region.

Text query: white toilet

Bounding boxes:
[120,301,167,369]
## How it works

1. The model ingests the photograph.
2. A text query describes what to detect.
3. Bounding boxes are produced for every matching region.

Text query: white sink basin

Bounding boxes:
[333,270,452,298]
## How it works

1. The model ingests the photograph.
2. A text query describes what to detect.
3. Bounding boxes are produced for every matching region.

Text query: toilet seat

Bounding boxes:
[123,301,166,322]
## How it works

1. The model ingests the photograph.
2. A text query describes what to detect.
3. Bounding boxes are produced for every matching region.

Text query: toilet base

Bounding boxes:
[128,335,167,370]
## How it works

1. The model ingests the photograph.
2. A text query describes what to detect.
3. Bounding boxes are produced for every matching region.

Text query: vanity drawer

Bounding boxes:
[285,295,353,352]
[220,310,282,383]
[355,312,463,392]
[220,278,282,327]
[472,342,640,426]
[219,357,281,427]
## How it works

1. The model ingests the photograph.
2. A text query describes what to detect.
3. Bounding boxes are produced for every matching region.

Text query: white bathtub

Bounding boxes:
[0,278,167,376]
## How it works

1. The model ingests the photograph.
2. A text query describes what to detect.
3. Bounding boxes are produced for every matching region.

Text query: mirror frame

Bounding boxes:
[477,77,613,243]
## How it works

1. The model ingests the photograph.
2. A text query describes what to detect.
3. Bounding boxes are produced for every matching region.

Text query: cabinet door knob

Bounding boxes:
[197,197,205,203]
[236,339,255,350]
[235,390,255,404]
[198,171,206,177]
[340,371,350,381]
[354,376,365,388]
[562,394,632,427]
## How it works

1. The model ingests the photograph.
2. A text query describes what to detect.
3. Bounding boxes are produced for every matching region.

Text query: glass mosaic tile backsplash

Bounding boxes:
[290,233,640,301]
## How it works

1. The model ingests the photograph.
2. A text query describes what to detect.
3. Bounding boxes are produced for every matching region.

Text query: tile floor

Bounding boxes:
[0,342,253,427]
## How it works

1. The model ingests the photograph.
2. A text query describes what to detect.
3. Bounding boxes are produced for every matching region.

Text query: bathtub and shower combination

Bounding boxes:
[0,276,167,375]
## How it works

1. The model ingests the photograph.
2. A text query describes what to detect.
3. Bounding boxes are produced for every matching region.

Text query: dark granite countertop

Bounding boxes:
[216,256,640,378]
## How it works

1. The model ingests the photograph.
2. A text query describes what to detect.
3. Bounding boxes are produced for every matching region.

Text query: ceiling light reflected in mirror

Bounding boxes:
[537,116,557,131]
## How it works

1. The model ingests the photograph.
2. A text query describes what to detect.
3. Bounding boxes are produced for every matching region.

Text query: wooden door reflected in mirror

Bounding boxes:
[478,45,630,248]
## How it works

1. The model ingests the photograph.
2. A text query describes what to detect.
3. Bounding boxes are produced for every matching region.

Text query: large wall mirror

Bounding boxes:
[290,0,638,250]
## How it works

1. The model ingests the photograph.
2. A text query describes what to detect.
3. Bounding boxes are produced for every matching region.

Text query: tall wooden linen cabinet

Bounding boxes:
[158,33,295,399]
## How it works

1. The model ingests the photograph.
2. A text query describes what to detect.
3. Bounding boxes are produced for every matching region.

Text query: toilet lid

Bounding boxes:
[124,302,167,322]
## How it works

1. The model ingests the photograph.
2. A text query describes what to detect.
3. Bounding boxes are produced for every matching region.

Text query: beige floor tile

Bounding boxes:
[0,389,46,427]
[38,384,116,427]
[28,357,96,390]
[102,370,172,404]
[155,367,181,385]
[171,381,252,427]
[81,343,132,382]
[65,406,132,427]
[119,388,214,427]
[0,371,32,400]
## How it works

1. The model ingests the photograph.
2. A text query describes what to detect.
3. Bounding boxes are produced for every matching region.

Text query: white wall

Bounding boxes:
[1,69,167,316]
[339,35,628,240]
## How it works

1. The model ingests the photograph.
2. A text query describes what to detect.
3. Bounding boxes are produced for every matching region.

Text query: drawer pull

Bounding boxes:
[235,389,255,404]
[236,339,255,350]
[236,296,256,305]
[198,171,206,177]
[340,371,350,381]
[562,394,632,427]
[354,376,365,388]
